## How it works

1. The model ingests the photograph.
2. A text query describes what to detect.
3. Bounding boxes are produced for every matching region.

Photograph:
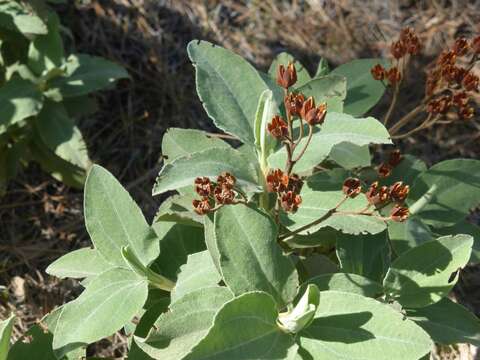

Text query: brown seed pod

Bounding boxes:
[280,191,302,213]
[389,182,410,203]
[378,163,393,178]
[267,115,288,139]
[371,64,385,81]
[342,178,362,198]
[214,186,235,205]
[217,172,236,189]
[366,181,389,205]
[194,177,214,197]
[390,205,409,222]
[192,198,212,215]
[277,62,297,88]
[285,93,305,117]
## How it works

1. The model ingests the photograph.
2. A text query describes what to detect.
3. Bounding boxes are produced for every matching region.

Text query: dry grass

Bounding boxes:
[1,0,480,357]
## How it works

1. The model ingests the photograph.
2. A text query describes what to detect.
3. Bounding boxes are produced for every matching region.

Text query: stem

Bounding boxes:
[292,125,313,163]
[384,81,400,127]
[392,114,439,140]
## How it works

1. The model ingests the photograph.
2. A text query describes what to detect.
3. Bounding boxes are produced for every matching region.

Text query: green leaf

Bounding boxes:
[161,128,230,164]
[151,221,205,280]
[185,292,297,360]
[283,227,337,250]
[35,101,91,170]
[0,78,43,134]
[295,254,339,282]
[281,186,386,236]
[298,291,432,360]
[296,75,346,113]
[436,221,480,263]
[63,96,98,119]
[0,315,14,360]
[46,247,112,279]
[407,159,480,228]
[314,58,329,77]
[154,193,203,227]
[268,113,391,173]
[152,147,261,195]
[204,213,221,273]
[329,143,371,169]
[52,268,148,349]
[7,325,59,360]
[407,297,480,346]
[304,273,384,298]
[336,231,390,282]
[383,235,474,308]
[331,58,388,116]
[136,286,233,360]
[0,2,47,35]
[28,12,64,75]
[84,165,159,267]
[214,205,299,308]
[388,217,434,257]
[187,40,269,145]
[48,54,128,98]
[171,250,221,302]
[268,52,311,88]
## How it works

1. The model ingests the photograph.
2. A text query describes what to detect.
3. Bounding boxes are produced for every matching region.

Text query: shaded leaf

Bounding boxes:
[304,273,383,298]
[329,143,371,169]
[387,216,434,257]
[383,235,473,308]
[435,221,480,263]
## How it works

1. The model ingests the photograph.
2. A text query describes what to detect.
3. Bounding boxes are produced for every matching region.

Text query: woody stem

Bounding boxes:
[292,124,313,163]
[283,88,296,175]
[384,81,400,126]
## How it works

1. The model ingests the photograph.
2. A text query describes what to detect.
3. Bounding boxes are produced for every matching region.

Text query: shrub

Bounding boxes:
[0,0,128,193]
[2,33,480,359]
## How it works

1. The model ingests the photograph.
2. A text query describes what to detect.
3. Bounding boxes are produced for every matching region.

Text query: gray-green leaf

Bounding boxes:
[185,292,297,360]
[407,297,480,346]
[331,59,388,116]
[84,165,159,267]
[298,291,432,360]
[0,315,14,360]
[296,75,346,113]
[304,273,383,298]
[407,159,480,228]
[268,113,391,173]
[214,205,299,308]
[187,40,269,145]
[46,247,112,279]
[152,147,261,195]
[52,268,148,349]
[329,143,371,169]
[171,251,222,302]
[387,216,434,256]
[383,235,473,308]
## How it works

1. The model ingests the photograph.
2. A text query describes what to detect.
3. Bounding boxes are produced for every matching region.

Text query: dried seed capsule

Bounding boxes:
[389,181,410,202]
[390,205,409,222]
[371,64,385,80]
[366,181,389,205]
[285,93,305,117]
[378,163,393,178]
[388,149,403,167]
[472,36,480,54]
[453,91,469,107]
[342,178,362,198]
[280,191,302,213]
[462,73,479,92]
[453,37,469,56]
[267,115,289,139]
[266,169,288,193]
[214,186,235,205]
[391,40,406,59]
[194,177,214,197]
[192,198,212,215]
[217,172,236,189]
[459,106,474,120]
[437,50,456,66]
[386,67,402,85]
[277,62,297,88]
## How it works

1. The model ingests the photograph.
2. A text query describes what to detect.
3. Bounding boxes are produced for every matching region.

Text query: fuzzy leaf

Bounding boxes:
[84,165,159,267]
[329,143,371,169]
[154,193,203,227]
[298,291,432,360]
[268,113,391,173]
[136,286,233,360]
[171,251,221,302]
[161,128,230,164]
[0,315,14,360]
[408,159,480,228]
[331,58,389,116]
[185,292,297,360]
[152,147,261,195]
[187,40,269,145]
[304,273,384,298]
[296,75,346,113]
[383,235,473,308]
[388,217,434,256]
[46,247,112,279]
[407,297,480,346]
[436,221,480,263]
[214,205,299,308]
[52,268,148,349]
[0,2,47,34]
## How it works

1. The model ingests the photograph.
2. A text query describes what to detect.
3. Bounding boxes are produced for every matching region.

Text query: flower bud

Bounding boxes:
[267,115,288,139]
[277,62,297,88]
[342,178,362,198]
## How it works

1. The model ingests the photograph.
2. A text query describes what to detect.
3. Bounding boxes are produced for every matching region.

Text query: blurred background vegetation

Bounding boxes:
[1,0,480,357]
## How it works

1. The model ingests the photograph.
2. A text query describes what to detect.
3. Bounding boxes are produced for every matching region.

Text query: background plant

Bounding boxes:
[2,34,480,359]
[0,0,128,194]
